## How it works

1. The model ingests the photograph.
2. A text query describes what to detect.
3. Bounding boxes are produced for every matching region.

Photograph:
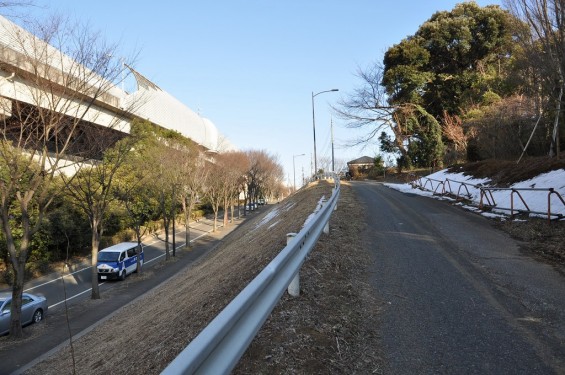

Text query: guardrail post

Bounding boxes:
[333,187,337,211]
[286,233,300,297]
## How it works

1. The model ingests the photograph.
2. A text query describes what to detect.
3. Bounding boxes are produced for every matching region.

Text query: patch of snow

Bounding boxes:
[254,207,280,230]
[303,196,327,227]
[386,168,565,219]
[283,202,296,212]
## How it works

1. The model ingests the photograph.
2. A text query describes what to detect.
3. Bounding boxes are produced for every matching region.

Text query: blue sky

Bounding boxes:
[30,1,500,186]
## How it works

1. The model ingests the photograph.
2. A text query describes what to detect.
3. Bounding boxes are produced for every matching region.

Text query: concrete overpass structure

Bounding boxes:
[0,15,234,156]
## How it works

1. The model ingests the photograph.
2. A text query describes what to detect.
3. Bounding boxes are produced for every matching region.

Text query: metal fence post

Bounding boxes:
[286,233,300,297]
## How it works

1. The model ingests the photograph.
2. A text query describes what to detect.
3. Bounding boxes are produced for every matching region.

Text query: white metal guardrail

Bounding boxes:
[161,177,340,375]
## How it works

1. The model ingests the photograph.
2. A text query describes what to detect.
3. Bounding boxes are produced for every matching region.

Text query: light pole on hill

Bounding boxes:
[312,88,338,176]
[293,153,305,192]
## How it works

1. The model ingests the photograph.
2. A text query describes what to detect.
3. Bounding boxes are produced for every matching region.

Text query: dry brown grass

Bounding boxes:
[234,181,383,374]
[25,180,382,374]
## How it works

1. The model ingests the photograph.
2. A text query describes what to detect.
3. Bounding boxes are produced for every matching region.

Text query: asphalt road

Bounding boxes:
[352,181,565,374]
[0,218,222,306]
[0,214,246,375]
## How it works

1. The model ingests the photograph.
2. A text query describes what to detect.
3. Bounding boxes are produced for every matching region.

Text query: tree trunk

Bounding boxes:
[223,197,229,227]
[2,211,25,338]
[133,222,143,274]
[90,225,101,300]
[182,196,191,248]
[136,238,143,275]
[163,216,170,260]
[549,83,563,157]
[213,206,218,232]
[230,199,235,223]
[172,208,176,257]
[9,261,25,338]
[160,191,170,260]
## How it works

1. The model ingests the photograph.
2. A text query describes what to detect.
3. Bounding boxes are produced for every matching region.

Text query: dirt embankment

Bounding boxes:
[24,180,382,374]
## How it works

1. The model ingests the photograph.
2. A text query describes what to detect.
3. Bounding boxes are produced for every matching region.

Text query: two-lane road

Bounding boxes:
[353,181,565,374]
[0,215,236,375]
[0,217,222,310]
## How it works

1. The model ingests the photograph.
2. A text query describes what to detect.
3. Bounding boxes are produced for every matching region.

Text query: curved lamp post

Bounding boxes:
[293,153,305,191]
[312,89,338,176]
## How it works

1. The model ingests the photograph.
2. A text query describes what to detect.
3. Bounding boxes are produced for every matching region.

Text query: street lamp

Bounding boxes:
[293,153,305,191]
[312,88,338,177]
[330,116,335,173]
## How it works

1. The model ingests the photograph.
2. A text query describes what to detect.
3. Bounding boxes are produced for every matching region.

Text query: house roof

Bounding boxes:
[347,156,374,165]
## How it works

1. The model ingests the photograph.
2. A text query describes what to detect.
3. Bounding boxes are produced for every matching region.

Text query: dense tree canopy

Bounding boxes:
[337,1,559,167]
[383,2,518,118]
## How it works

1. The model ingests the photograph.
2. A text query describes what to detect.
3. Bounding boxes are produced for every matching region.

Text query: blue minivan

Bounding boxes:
[97,242,144,281]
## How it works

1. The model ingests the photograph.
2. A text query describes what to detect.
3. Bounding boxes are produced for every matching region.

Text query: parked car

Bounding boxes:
[0,292,48,335]
[97,242,144,281]
[245,202,258,210]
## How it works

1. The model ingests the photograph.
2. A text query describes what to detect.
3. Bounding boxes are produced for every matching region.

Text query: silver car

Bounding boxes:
[0,292,48,335]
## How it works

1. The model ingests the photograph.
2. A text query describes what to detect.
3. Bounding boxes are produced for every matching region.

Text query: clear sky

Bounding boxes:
[27,0,501,186]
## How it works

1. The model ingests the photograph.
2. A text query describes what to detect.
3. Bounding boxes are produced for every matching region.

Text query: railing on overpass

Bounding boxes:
[161,177,340,375]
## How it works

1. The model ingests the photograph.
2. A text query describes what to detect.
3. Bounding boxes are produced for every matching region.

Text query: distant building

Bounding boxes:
[347,156,374,177]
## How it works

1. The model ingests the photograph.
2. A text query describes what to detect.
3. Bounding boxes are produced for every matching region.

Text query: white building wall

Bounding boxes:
[0,15,234,153]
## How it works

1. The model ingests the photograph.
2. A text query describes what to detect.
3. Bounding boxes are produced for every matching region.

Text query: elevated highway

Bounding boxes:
[0,15,234,157]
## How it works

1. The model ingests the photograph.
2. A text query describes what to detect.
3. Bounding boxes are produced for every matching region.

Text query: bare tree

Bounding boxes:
[61,135,136,299]
[0,2,36,21]
[203,160,226,232]
[154,146,181,260]
[178,147,206,248]
[0,15,132,336]
[333,65,396,144]
[333,65,414,161]
[216,151,248,227]
[113,164,154,274]
[504,0,565,157]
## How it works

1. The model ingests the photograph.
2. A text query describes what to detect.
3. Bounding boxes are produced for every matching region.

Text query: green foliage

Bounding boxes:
[45,194,90,258]
[405,106,445,168]
[383,2,518,118]
[378,132,397,154]
[130,118,196,150]
[191,209,205,221]
[25,228,53,276]
[377,2,524,166]
[379,106,444,169]
[383,37,432,105]
[368,155,386,178]
[481,90,502,106]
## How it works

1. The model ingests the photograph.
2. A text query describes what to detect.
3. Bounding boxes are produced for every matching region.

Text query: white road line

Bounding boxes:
[34,222,224,307]
[24,267,88,292]
[48,287,97,309]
